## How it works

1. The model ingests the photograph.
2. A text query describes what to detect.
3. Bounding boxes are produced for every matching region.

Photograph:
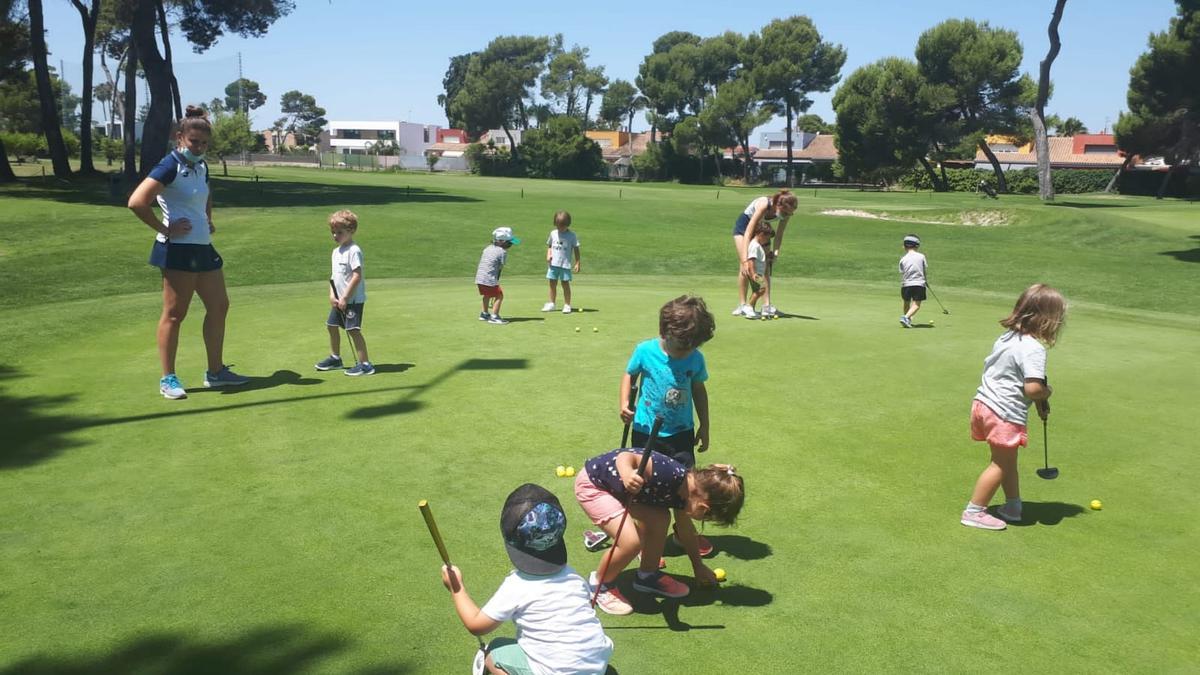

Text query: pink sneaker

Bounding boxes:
[671,533,715,556]
[632,572,690,598]
[961,509,1007,530]
[593,583,634,615]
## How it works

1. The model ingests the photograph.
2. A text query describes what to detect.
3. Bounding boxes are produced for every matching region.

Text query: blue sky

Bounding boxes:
[40,0,1177,138]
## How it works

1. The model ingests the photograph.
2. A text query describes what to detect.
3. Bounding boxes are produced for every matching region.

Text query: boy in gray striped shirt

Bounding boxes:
[476,227,520,324]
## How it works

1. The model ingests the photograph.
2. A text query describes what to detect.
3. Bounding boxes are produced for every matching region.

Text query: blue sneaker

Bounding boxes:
[159,373,187,400]
[345,361,375,376]
[900,316,912,328]
[203,365,249,387]
[479,311,490,321]
[315,355,344,371]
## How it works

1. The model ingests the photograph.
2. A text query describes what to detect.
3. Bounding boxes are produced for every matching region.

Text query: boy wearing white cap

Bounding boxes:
[476,227,520,324]
[439,483,614,675]
[898,234,928,328]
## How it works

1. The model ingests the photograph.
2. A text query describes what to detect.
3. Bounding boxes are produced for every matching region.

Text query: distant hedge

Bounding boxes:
[899,167,1114,194]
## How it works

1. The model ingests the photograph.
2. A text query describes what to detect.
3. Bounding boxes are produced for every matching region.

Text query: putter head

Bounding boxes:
[942,309,951,315]
[1036,467,1059,480]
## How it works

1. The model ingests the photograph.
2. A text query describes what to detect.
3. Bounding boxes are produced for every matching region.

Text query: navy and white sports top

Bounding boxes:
[147,150,211,246]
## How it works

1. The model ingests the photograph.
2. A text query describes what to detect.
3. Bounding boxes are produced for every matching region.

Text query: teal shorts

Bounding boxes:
[486,638,533,675]
[546,266,573,282]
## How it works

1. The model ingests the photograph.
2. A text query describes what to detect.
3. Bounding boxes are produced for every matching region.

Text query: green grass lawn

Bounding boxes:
[1,168,1197,673]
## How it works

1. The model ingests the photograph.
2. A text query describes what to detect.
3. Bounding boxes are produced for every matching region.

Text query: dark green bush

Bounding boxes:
[900,166,1117,194]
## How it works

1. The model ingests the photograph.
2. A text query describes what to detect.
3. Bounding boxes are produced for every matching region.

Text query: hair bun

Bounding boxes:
[184,105,207,119]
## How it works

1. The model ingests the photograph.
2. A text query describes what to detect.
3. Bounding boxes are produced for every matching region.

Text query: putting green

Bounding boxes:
[2,273,1196,672]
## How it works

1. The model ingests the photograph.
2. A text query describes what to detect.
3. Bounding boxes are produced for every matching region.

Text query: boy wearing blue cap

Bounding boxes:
[439,483,613,675]
[899,234,928,328]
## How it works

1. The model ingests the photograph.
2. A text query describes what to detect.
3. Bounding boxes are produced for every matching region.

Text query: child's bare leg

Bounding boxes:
[158,270,197,376]
[327,324,341,356]
[969,444,1018,506]
[903,298,911,316]
[631,504,669,575]
[671,511,702,558]
[548,279,558,304]
[349,330,369,362]
[481,296,490,314]
[562,280,572,305]
[597,512,641,585]
[905,299,921,320]
[492,294,503,316]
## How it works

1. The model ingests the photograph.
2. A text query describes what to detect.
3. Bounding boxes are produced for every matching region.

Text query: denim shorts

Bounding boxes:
[149,240,223,273]
[732,212,751,236]
[546,265,573,282]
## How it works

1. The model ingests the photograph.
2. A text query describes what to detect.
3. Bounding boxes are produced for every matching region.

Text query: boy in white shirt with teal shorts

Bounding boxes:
[438,483,613,675]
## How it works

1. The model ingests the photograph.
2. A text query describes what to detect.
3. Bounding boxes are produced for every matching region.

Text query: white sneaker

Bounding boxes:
[541,302,556,312]
[562,304,572,314]
[732,305,745,316]
[763,305,778,317]
[740,305,759,319]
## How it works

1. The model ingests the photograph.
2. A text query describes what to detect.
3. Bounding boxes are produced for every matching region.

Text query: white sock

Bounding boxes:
[331,353,340,359]
[965,502,987,513]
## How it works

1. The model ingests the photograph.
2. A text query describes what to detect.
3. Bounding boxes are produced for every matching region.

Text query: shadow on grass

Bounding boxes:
[494,317,544,323]
[186,369,323,395]
[773,311,819,321]
[1044,201,1138,209]
[0,367,89,469]
[665,534,771,562]
[1008,501,1087,526]
[0,625,411,674]
[611,573,773,630]
[0,174,479,209]
[1159,234,1200,263]
[345,358,528,420]
[210,178,481,208]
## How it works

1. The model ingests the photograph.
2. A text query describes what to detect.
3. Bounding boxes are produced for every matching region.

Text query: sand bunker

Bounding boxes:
[821,208,1011,226]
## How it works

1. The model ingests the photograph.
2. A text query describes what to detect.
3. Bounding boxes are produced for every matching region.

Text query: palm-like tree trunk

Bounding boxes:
[978,139,1008,193]
[783,99,794,187]
[1032,0,1068,201]
[28,0,72,178]
[0,138,16,182]
[121,39,137,184]
[70,0,101,175]
[132,0,173,177]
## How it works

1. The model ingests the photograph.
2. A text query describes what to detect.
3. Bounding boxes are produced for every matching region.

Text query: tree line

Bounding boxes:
[2,2,1195,195]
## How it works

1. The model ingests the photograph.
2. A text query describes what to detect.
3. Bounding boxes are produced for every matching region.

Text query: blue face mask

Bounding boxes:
[180,148,205,163]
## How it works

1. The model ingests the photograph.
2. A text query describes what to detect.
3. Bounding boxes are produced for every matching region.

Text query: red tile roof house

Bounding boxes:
[973,134,1126,170]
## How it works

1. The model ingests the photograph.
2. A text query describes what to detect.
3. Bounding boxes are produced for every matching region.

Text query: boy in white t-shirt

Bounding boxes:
[898,234,927,328]
[315,210,373,376]
[744,223,774,319]
[542,210,581,314]
[439,483,613,675]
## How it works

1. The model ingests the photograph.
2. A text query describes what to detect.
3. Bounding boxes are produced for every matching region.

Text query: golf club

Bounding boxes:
[926,283,951,315]
[620,375,642,448]
[329,279,359,365]
[591,416,663,609]
[418,499,489,674]
[1036,416,1059,480]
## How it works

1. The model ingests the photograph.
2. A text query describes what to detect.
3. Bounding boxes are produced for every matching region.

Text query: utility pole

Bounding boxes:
[237,52,244,114]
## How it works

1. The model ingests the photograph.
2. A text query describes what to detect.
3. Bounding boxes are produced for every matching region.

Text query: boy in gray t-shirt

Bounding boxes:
[475,227,520,324]
[898,234,928,328]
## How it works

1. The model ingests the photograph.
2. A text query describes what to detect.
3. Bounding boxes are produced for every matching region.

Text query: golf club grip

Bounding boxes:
[328,278,339,300]
[636,416,664,477]
[417,500,452,566]
[619,384,638,447]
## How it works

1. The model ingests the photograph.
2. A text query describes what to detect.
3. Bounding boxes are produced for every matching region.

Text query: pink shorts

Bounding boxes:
[574,469,626,526]
[970,400,1027,450]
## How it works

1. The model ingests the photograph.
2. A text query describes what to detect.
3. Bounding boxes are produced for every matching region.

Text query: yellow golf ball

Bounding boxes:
[555,465,566,477]
[565,466,575,477]
[575,327,580,332]
[593,327,599,332]
[714,568,726,582]
[1090,499,1103,510]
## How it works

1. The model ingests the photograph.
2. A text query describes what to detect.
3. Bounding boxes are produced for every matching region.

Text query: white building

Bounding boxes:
[327,120,441,156]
